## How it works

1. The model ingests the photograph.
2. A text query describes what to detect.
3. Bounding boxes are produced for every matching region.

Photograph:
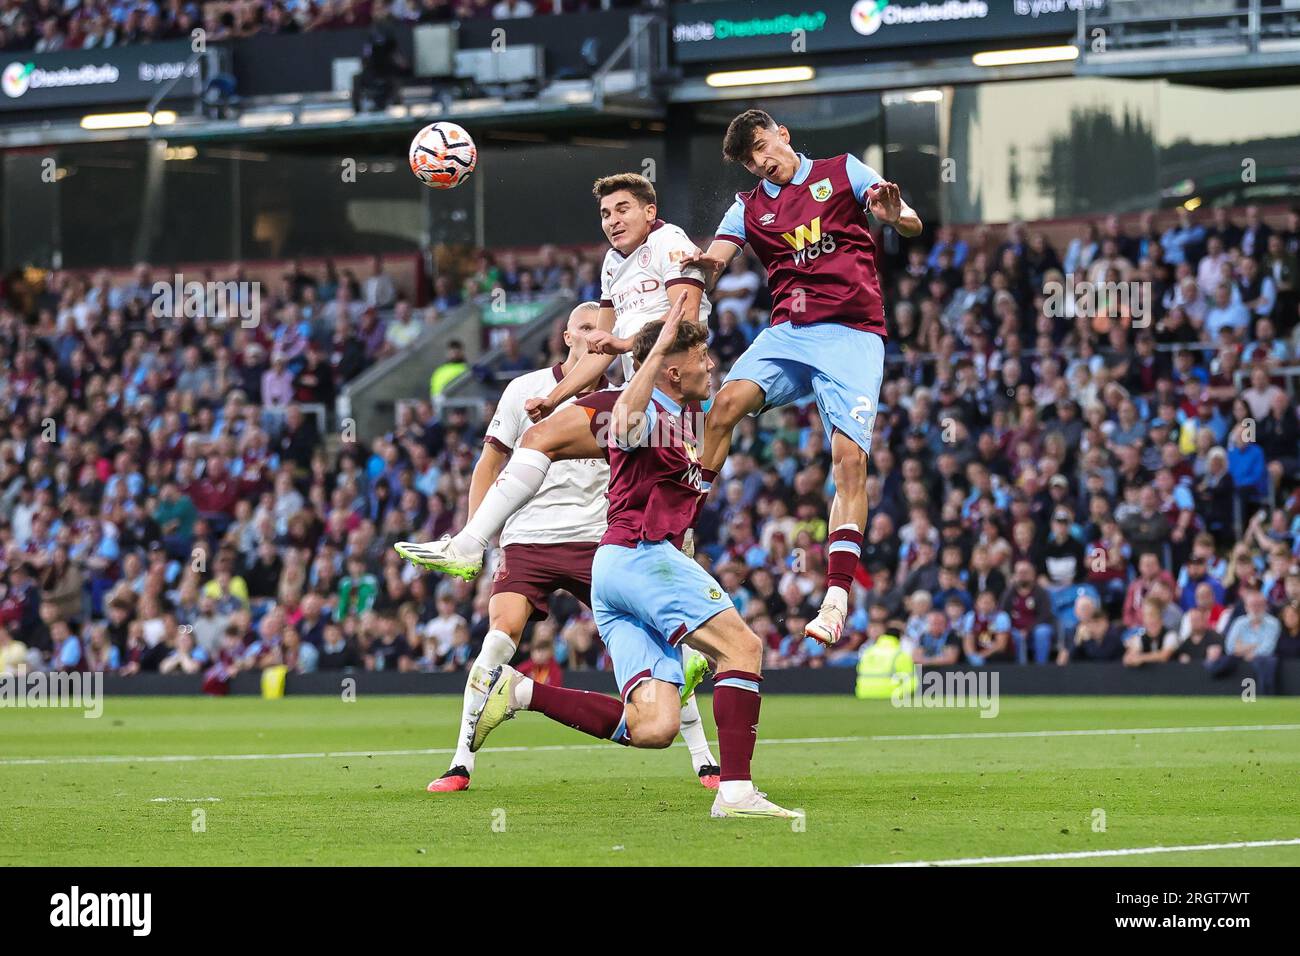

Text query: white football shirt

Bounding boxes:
[485,364,609,547]
[600,219,712,379]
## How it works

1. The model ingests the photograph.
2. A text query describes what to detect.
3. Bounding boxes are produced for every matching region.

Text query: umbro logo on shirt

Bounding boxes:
[760,213,776,226]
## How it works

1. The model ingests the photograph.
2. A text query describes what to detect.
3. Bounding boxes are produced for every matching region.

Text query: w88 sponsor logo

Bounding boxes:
[780,217,838,267]
[791,231,837,267]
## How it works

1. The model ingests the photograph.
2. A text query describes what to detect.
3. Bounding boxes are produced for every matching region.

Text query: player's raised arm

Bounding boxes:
[680,240,740,291]
[524,305,617,423]
[610,296,686,448]
[868,181,923,238]
[662,276,704,329]
[844,153,923,238]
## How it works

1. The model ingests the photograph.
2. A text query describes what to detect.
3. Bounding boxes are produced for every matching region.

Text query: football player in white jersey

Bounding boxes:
[396,172,714,581]
[422,301,720,793]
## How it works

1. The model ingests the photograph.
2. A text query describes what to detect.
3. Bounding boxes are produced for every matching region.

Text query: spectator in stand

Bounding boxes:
[159,629,209,675]
[912,608,961,666]
[492,331,533,380]
[318,621,362,670]
[336,554,377,621]
[431,274,463,312]
[261,353,295,409]
[381,301,422,357]
[1058,600,1125,664]
[1212,589,1281,693]
[1277,602,1300,659]
[1120,485,1171,563]
[1035,507,1086,592]
[1161,207,1206,267]
[1193,446,1237,546]
[1122,597,1179,667]
[363,256,397,308]
[1176,606,1224,664]
[1000,559,1056,663]
[1203,282,1250,342]
[1122,552,1176,629]
[517,626,563,686]
[957,590,1015,666]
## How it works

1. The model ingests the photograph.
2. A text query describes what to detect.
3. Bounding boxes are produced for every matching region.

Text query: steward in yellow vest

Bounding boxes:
[856,633,916,699]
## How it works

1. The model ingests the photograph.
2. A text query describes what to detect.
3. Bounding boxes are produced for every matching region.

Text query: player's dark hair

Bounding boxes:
[631,318,708,365]
[592,173,656,208]
[722,109,778,164]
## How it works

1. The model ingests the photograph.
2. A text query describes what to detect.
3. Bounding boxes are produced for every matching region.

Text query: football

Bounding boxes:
[408,121,478,189]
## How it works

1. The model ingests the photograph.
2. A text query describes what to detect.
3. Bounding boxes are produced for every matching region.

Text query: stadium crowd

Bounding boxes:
[1,204,1299,694]
[0,0,635,51]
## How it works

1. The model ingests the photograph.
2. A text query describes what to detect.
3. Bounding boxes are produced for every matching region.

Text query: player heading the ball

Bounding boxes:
[682,109,923,647]
[395,172,712,581]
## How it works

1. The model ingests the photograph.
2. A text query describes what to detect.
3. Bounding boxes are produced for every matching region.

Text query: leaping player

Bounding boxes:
[395,172,715,582]
[684,109,922,647]
[422,301,720,793]
[469,303,801,819]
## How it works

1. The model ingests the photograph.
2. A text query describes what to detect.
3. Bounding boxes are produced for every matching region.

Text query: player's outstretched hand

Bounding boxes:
[868,181,903,224]
[680,249,728,278]
[583,329,625,356]
[524,396,557,423]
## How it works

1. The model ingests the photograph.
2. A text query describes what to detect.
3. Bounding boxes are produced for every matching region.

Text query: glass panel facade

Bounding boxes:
[1155,83,1300,211]
[940,77,1300,224]
[943,76,1161,224]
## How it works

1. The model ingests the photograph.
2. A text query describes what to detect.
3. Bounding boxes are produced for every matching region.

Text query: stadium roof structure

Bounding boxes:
[1075,0,1300,87]
[2,1,1297,150]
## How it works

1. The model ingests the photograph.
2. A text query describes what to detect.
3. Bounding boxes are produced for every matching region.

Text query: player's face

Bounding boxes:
[670,343,714,402]
[563,309,598,357]
[599,190,655,254]
[743,125,798,185]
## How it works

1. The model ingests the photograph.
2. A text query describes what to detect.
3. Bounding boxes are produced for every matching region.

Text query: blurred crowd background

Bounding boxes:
[1,202,1299,692]
[0,0,642,52]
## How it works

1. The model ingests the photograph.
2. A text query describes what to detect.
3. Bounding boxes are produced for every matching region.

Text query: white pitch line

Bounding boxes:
[867,837,1300,867]
[848,722,1300,743]
[0,722,1297,768]
[148,797,222,803]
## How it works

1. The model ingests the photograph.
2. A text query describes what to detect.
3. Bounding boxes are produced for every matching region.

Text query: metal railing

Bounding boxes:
[593,13,668,110]
[1078,0,1300,56]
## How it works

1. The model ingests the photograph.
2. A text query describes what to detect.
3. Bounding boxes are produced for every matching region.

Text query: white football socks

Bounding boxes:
[511,673,534,711]
[450,629,517,773]
[720,779,757,802]
[678,695,718,771]
[824,585,849,613]
[455,448,552,551]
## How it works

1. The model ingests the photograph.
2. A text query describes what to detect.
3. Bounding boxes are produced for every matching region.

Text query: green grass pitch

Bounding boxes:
[3,694,1299,866]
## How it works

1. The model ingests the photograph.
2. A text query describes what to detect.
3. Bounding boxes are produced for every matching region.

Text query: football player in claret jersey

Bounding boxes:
[469,298,801,819]
[395,172,713,580]
[684,109,923,647]
[420,302,720,794]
